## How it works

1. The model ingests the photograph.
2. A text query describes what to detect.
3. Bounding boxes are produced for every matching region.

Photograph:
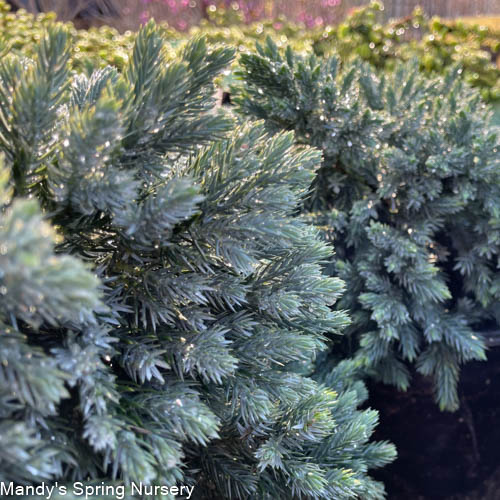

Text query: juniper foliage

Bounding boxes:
[234,38,500,411]
[0,24,395,499]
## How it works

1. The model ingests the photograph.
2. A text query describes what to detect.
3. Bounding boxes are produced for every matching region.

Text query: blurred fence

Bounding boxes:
[6,0,500,31]
[380,0,500,19]
[226,0,500,22]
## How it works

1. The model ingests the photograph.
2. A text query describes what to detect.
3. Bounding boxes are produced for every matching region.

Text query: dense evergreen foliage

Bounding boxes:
[0,22,396,499]
[234,38,500,411]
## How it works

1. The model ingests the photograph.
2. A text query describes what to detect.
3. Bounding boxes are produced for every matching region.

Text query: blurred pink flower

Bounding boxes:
[131,0,344,28]
[167,0,178,12]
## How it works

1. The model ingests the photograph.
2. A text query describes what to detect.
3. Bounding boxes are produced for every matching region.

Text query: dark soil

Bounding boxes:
[367,348,500,500]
